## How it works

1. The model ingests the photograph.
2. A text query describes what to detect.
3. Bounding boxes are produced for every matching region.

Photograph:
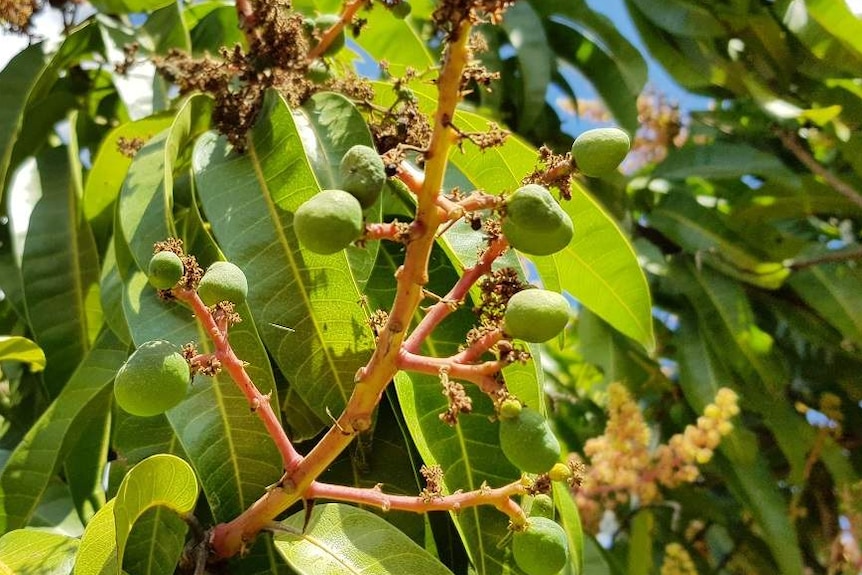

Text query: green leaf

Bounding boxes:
[275,503,454,575]
[0,330,128,533]
[193,89,374,422]
[143,2,192,54]
[501,2,552,129]
[553,489,584,575]
[185,2,246,55]
[122,507,187,575]
[0,336,46,371]
[63,397,111,525]
[627,510,653,575]
[0,529,78,575]
[788,263,862,349]
[0,44,46,200]
[296,92,381,289]
[89,0,174,15]
[655,142,793,180]
[74,500,117,575]
[627,0,725,38]
[113,454,198,566]
[17,146,102,396]
[534,190,655,350]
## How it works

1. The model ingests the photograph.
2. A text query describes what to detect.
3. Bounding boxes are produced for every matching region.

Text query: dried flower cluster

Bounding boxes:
[575,383,739,533]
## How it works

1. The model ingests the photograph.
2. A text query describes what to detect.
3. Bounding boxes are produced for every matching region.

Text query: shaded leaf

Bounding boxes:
[275,503,454,575]
[501,2,552,129]
[788,263,862,348]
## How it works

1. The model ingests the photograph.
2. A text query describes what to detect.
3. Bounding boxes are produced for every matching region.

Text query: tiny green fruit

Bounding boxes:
[571,127,630,177]
[294,189,364,254]
[529,494,555,520]
[499,407,561,474]
[339,145,386,208]
[499,398,523,420]
[512,517,569,575]
[313,14,345,56]
[502,184,573,255]
[148,251,184,290]
[548,463,572,483]
[307,60,332,83]
[114,340,190,417]
[503,289,569,343]
[198,261,249,306]
[391,1,411,18]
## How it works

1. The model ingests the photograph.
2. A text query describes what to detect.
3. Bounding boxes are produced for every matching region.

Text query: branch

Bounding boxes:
[404,235,508,353]
[397,349,506,396]
[775,129,862,210]
[210,20,476,559]
[786,246,862,270]
[307,0,368,61]
[305,479,528,524]
[173,289,303,471]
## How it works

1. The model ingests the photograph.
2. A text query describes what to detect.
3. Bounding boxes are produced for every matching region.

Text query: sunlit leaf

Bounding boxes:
[0,336,45,372]
[0,529,78,575]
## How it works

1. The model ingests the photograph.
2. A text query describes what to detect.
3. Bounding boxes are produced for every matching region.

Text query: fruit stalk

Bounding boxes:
[210,20,474,558]
[173,288,302,471]
[307,0,367,61]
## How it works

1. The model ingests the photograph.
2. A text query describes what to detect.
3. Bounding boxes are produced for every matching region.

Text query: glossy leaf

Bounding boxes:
[0,336,45,372]
[113,454,198,566]
[0,330,128,533]
[17,146,102,396]
[0,529,78,575]
[74,500,117,575]
[0,44,46,199]
[553,489,584,575]
[275,503,454,575]
[655,142,793,181]
[193,89,374,422]
[501,2,552,129]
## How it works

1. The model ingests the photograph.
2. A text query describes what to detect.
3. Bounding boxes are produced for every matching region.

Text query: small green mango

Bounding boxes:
[499,407,561,474]
[571,127,630,177]
[148,251,184,290]
[198,261,249,306]
[114,340,190,417]
[503,289,569,343]
[501,185,573,256]
[529,494,555,520]
[340,145,386,208]
[512,517,569,575]
[294,189,364,254]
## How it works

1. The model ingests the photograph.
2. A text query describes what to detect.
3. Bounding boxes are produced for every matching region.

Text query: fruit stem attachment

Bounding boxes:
[307,0,368,61]
[173,289,302,471]
[397,350,505,395]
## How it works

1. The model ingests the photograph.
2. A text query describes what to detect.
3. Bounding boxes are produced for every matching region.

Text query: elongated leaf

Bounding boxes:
[193,89,374,422]
[627,510,653,575]
[627,0,724,38]
[788,263,862,348]
[63,395,111,525]
[655,142,793,181]
[0,336,45,371]
[275,503,454,575]
[18,146,102,396]
[0,44,46,201]
[502,2,552,129]
[675,312,804,575]
[113,454,198,566]
[0,529,78,575]
[296,92,380,289]
[122,507,187,575]
[0,330,128,533]
[89,0,173,14]
[553,489,584,575]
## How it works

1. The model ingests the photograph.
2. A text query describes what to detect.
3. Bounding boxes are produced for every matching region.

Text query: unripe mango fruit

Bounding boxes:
[294,189,364,254]
[198,261,248,306]
[571,127,630,177]
[501,184,573,256]
[512,517,569,575]
[313,14,345,56]
[503,289,569,343]
[114,340,190,417]
[339,145,386,208]
[529,494,555,520]
[391,1,411,18]
[148,251,184,290]
[499,407,561,474]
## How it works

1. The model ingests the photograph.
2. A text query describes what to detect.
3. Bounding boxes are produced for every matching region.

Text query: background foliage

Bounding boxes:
[0,0,860,574]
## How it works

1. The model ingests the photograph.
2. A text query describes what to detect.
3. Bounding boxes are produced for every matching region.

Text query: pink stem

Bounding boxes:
[451,328,504,364]
[174,289,303,471]
[404,236,508,353]
[397,349,506,395]
[365,222,404,241]
[305,479,527,523]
